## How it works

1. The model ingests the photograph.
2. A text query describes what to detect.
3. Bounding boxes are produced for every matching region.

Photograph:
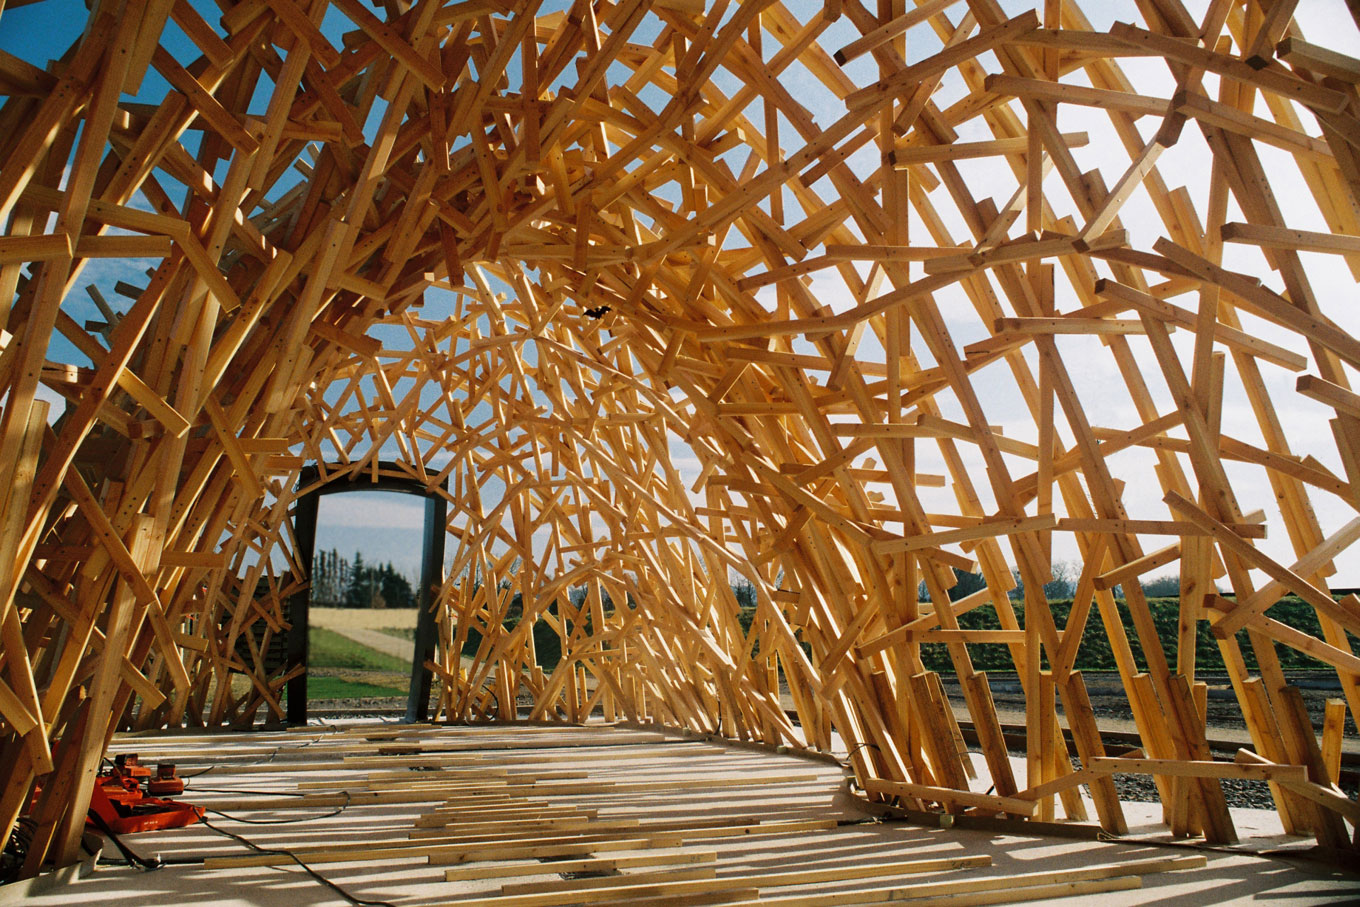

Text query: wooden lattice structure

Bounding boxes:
[1,0,1358,876]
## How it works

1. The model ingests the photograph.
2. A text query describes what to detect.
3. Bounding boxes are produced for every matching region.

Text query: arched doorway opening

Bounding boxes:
[287,464,447,725]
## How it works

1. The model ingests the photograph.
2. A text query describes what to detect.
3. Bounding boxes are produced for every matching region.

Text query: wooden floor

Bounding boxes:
[7,722,1353,906]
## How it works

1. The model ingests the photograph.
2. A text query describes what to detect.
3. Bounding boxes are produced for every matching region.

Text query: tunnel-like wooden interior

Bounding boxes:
[1,0,1358,876]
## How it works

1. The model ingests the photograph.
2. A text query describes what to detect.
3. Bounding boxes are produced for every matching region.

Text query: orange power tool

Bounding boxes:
[86,754,204,834]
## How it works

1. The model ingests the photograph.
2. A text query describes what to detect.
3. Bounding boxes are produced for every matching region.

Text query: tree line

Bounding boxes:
[728,565,1185,610]
[939,564,1183,602]
[310,549,417,608]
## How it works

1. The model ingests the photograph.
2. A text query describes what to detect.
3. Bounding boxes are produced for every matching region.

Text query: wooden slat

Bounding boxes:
[0,0,1357,864]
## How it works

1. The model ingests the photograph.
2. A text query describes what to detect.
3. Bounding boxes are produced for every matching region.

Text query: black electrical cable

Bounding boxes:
[87,804,391,906]
[2,819,35,884]
[841,741,881,769]
[182,782,356,822]
[202,791,351,825]
[88,737,392,906]
[198,815,396,907]
[183,786,311,797]
[85,810,190,870]
[179,735,326,778]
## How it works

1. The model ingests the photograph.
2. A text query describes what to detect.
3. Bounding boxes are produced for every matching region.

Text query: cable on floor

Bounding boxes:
[179,734,326,778]
[202,791,352,824]
[198,815,396,907]
[86,796,387,907]
[182,786,310,797]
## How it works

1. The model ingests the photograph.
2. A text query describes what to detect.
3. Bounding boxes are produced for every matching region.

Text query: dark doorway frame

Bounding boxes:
[287,463,448,725]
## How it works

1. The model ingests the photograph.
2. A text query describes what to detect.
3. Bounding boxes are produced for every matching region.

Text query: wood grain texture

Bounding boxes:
[0,0,1357,870]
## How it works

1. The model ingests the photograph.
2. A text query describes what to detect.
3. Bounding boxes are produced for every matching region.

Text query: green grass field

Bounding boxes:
[297,627,409,700]
[308,626,410,672]
[285,676,404,700]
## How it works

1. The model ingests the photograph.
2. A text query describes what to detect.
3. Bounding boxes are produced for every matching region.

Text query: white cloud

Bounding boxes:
[316,491,428,529]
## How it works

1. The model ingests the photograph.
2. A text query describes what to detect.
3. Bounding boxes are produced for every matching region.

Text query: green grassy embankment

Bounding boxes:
[291,626,408,700]
[308,626,410,672]
[301,677,407,699]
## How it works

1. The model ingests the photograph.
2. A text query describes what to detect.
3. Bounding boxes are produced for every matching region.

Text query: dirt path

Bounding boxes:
[311,607,418,631]
[327,625,415,661]
[324,624,486,676]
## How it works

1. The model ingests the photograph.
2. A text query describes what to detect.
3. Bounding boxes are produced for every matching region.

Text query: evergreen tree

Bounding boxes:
[948,568,987,601]
[310,548,351,606]
[377,562,416,608]
[732,577,757,610]
[335,553,417,608]
[344,551,369,608]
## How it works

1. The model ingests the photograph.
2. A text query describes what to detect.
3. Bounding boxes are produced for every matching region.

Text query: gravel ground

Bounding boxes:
[959,671,1357,738]
[960,670,1360,810]
[1108,769,1280,809]
[1106,766,1358,810]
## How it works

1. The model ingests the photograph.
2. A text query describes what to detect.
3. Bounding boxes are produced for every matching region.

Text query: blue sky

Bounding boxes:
[316,490,427,579]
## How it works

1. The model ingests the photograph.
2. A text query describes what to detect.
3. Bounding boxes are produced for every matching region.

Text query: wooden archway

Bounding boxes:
[0,0,1358,873]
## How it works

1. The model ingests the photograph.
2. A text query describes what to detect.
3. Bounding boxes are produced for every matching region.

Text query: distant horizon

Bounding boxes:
[314,491,426,581]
